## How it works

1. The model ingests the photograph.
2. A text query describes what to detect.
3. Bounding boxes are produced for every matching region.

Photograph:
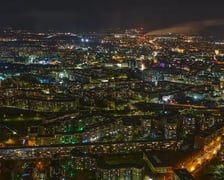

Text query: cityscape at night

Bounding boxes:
[0,0,224,180]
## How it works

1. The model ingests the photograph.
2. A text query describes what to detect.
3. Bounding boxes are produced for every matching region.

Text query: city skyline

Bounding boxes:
[0,22,224,180]
[1,1,224,179]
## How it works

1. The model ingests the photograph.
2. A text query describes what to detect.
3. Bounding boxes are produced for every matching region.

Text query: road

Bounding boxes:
[0,139,183,160]
[178,141,221,175]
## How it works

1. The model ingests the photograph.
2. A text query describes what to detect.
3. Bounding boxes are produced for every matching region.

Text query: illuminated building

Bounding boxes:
[36,118,123,145]
[70,150,145,180]
[123,125,134,141]
[50,154,63,179]
[96,156,145,180]
[200,114,219,131]
[194,125,224,151]
[143,151,174,175]
[21,163,36,180]
[141,117,152,138]
[122,117,141,142]
[96,166,144,180]
[181,115,196,135]
[143,151,193,179]
[164,119,177,140]
[70,150,97,170]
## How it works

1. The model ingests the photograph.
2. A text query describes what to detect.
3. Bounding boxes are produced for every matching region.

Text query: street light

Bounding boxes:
[140,63,145,81]
[190,166,195,172]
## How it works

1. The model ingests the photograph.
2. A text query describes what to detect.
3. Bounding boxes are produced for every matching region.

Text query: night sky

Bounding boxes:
[1,0,224,35]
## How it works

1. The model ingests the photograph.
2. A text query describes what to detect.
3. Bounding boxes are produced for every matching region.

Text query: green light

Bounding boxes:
[77,125,85,132]
[16,174,21,180]
[70,172,75,177]
[71,137,77,144]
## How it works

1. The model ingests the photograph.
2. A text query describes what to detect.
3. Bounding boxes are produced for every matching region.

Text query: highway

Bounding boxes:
[178,142,221,175]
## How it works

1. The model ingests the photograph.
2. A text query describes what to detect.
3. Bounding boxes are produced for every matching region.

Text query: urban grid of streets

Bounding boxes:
[0,28,224,179]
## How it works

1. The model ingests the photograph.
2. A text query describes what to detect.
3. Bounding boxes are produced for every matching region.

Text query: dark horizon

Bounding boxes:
[0,0,224,36]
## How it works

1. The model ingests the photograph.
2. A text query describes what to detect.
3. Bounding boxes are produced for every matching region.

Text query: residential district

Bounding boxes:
[0,28,224,179]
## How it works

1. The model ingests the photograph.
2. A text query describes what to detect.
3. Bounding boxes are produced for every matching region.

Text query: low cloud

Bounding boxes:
[146,19,224,35]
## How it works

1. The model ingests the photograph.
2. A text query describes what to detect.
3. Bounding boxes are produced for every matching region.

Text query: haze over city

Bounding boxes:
[0,0,224,35]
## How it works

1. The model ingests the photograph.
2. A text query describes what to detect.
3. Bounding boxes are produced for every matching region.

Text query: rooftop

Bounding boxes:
[174,168,195,180]
[144,150,194,168]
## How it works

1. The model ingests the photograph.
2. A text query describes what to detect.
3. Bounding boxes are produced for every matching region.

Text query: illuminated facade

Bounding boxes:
[70,150,144,180]
[143,151,173,174]
[164,119,177,140]
[181,115,196,135]
[96,166,144,180]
